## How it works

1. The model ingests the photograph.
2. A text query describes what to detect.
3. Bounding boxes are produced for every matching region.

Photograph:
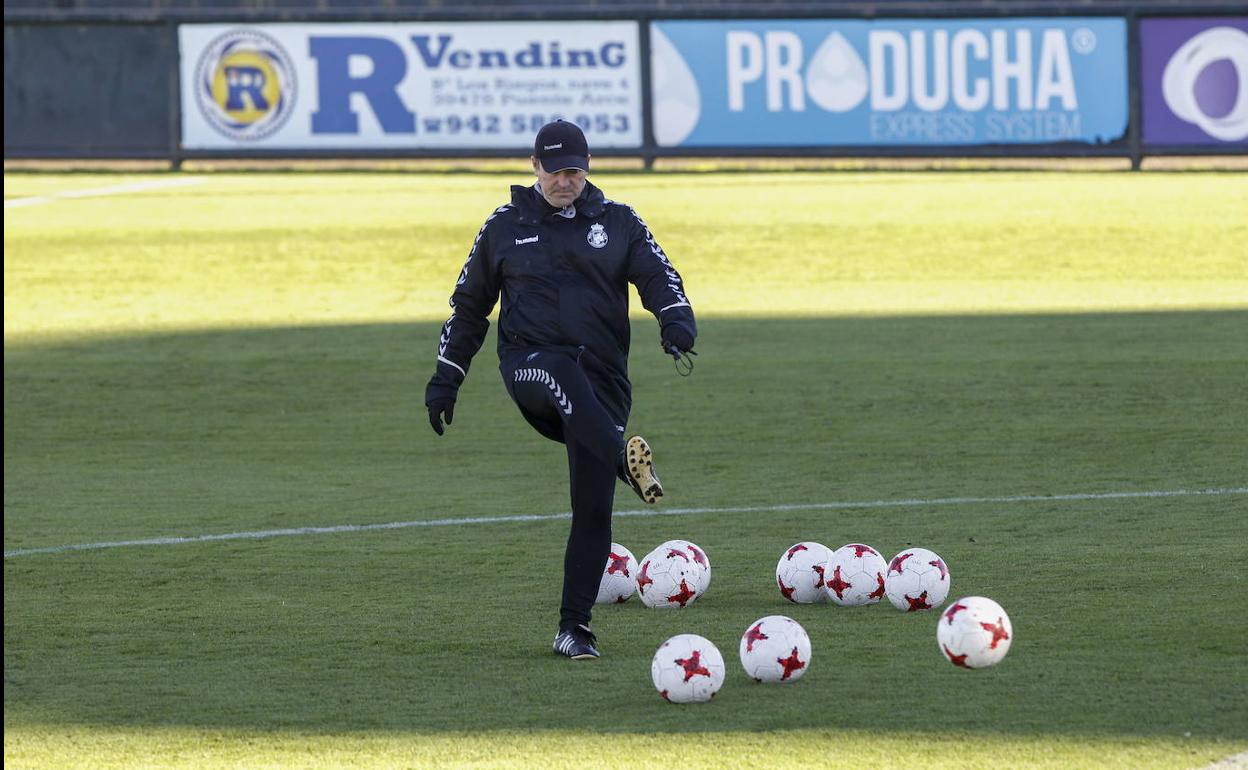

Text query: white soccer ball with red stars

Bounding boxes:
[739,615,811,684]
[651,633,726,703]
[936,596,1013,669]
[775,542,832,604]
[595,543,638,604]
[884,547,950,612]
[637,542,704,608]
[824,543,889,606]
[660,539,711,591]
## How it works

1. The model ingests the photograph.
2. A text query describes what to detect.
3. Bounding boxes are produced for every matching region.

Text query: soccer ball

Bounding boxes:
[595,543,638,604]
[884,547,950,611]
[775,542,832,603]
[824,543,888,606]
[936,596,1013,669]
[651,633,726,703]
[638,542,704,608]
[660,539,711,591]
[739,615,811,683]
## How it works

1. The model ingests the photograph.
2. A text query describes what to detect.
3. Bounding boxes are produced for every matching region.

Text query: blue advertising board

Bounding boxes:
[650,18,1128,147]
[1140,18,1248,146]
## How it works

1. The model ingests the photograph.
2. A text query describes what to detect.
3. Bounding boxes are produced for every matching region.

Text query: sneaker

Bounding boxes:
[552,624,600,660]
[624,435,663,504]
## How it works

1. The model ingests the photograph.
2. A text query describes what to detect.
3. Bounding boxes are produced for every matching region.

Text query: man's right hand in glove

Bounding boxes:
[425,381,458,436]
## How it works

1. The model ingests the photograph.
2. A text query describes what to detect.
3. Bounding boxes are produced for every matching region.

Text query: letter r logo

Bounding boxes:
[224,66,269,111]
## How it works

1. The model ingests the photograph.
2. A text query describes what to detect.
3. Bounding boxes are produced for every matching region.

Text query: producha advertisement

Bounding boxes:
[649,18,1129,148]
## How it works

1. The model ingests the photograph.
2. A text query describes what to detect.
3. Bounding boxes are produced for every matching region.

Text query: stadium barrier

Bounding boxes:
[3,3,1245,168]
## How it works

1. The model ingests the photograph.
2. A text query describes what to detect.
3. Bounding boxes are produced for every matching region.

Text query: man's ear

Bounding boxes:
[530,156,540,174]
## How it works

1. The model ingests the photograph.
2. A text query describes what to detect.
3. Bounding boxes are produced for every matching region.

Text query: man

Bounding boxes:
[424,120,697,660]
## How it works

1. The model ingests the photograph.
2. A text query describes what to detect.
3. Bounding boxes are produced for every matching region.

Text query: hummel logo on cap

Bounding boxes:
[534,120,589,173]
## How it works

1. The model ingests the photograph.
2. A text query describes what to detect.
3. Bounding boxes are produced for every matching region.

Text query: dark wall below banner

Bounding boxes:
[3,24,174,155]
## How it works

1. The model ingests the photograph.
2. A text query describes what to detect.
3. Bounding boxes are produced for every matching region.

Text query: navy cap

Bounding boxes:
[534,120,589,173]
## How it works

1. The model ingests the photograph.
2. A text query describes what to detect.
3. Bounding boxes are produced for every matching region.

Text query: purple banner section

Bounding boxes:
[1140,17,1248,146]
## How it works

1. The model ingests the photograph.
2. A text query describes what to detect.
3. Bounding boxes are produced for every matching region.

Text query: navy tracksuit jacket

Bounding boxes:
[428,180,696,630]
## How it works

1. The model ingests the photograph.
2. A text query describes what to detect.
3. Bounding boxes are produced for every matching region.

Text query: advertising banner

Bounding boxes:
[179,23,642,149]
[1140,17,1248,146]
[650,18,1128,147]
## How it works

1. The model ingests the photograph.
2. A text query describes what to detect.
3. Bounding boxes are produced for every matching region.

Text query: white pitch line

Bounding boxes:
[5,486,1245,560]
[1202,751,1248,770]
[4,177,206,209]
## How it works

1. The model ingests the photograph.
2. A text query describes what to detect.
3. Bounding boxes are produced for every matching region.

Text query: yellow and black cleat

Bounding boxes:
[625,435,663,504]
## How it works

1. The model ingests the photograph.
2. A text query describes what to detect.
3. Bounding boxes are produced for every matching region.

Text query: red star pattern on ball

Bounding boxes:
[852,544,878,558]
[812,564,826,589]
[636,560,653,593]
[943,645,971,668]
[778,647,806,680]
[869,573,886,600]
[825,565,852,599]
[687,545,708,568]
[743,622,769,653]
[659,690,671,702]
[786,544,808,560]
[666,548,690,562]
[777,576,796,602]
[667,579,697,608]
[944,601,969,625]
[905,591,932,611]
[606,552,631,577]
[676,649,711,681]
[929,559,948,580]
[889,552,912,574]
[981,618,1011,648]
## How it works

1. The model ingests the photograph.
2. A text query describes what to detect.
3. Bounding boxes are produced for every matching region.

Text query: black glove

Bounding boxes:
[661,323,696,358]
[425,381,458,436]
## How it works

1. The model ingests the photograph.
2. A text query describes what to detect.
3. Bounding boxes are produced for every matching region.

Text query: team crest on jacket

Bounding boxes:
[587,223,608,249]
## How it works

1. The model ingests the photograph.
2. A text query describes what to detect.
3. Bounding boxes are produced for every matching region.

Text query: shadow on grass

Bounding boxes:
[4,311,1247,738]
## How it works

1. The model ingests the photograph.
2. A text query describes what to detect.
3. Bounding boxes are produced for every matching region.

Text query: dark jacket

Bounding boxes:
[428,181,696,401]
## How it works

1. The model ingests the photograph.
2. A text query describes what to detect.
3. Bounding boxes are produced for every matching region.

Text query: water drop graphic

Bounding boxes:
[651,26,702,146]
[805,32,869,113]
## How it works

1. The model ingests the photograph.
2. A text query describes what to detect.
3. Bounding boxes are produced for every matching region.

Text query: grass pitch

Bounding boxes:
[4,169,1247,769]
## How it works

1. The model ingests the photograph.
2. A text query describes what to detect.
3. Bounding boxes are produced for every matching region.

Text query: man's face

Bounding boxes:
[532,157,588,208]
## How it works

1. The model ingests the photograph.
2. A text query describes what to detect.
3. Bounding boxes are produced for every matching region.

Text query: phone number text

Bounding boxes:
[419,113,632,135]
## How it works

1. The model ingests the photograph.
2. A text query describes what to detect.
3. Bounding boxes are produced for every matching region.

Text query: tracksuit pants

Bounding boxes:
[500,348,629,631]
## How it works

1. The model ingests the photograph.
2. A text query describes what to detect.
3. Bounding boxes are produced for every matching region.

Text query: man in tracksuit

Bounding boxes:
[424,120,697,660]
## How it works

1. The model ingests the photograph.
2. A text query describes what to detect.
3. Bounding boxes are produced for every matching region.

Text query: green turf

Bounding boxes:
[4,171,1247,769]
